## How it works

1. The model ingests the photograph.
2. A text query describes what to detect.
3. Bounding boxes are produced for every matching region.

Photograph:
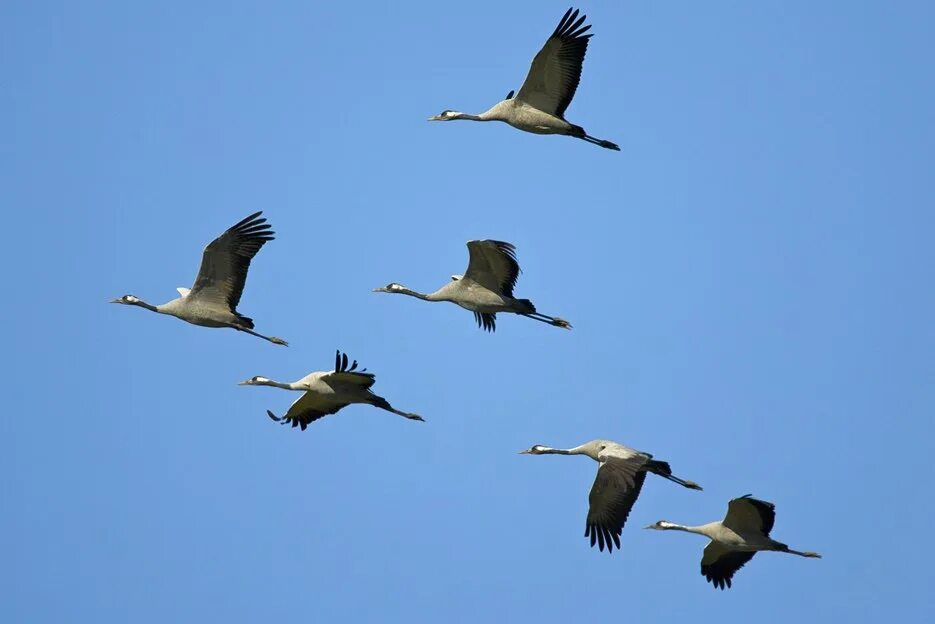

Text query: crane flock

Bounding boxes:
[110,7,820,592]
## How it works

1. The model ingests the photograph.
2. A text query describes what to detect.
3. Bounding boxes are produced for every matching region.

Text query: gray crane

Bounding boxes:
[239,351,424,430]
[429,8,619,150]
[645,494,821,589]
[111,211,287,345]
[520,440,702,553]
[373,240,571,332]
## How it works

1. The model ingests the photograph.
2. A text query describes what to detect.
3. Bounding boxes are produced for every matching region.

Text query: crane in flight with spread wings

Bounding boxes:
[520,440,702,553]
[239,351,424,431]
[645,495,821,589]
[428,8,619,150]
[111,211,287,345]
[373,239,571,332]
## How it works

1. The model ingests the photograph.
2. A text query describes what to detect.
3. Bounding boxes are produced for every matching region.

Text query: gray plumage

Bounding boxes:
[646,495,822,589]
[520,440,702,553]
[239,350,424,430]
[429,8,619,150]
[374,239,571,332]
[111,211,287,345]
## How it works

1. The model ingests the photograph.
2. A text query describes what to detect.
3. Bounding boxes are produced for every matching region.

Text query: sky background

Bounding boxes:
[3,1,934,622]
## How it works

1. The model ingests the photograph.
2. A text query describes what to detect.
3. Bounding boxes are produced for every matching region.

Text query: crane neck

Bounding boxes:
[261,379,301,391]
[397,286,434,301]
[136,299,160,313]
[657,522,712,537]
[533,446,577,456]
[454,112,486,122]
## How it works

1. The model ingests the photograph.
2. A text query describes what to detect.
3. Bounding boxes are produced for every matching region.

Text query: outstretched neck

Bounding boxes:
[657,522,710,537]
[454,112,486,121]
[260,379,301,391]
[135,300,160,313]
[396,286,433,301]
[534,446,578,456]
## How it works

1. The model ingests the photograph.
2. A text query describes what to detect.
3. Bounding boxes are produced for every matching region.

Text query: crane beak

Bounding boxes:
[109,298,123,304]
[372,287,387,293]
[518,449,531,454]
[237,379,253,385]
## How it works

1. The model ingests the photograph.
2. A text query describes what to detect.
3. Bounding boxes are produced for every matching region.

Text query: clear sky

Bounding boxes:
[3,1,934,622]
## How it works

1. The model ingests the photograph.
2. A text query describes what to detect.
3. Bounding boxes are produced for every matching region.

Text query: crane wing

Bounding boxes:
[701,542,756,590]
[321,350,377,390]
[515,8,593,118]
[188,211,275,311]
[267,391,349,432]
[464,240,520,297]
[473,312,497,332]
[723,495,776,536]
[585,454,648,553]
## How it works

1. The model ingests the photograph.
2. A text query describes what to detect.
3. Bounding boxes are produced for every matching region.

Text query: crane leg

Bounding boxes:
[233,325,289,346]
[520,312,572,329]
[577,134,620,151]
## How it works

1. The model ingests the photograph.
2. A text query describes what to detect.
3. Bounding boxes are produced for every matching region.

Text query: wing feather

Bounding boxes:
[322,350,377,389]
[188,212,275,311]
[473,312,497,332]
[584,455,648,553]
[268,391,347,431]
[701,542,756,590]
[515,8,593,117]
[464,240,521,297]
[723,495,777,536]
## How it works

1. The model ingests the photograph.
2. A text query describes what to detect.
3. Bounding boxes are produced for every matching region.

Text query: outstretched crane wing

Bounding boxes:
[464,240,521,297]
[700,542,756,590]
[722,495,776,536]
[585,453,648,553]
[188,211,275,311]
[515,8,593,118]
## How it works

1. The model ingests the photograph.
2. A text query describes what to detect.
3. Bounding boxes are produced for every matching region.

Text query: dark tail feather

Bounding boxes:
[647,460,703,490]
[236,314,255,329]
[516,298,537,314]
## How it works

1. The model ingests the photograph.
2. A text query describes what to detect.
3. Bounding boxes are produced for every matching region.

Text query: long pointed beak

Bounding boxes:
[518,449,531,454]
[428,116,441,121]
[237,380,253,386]
[643,525,655,529]
[109,298,122,304]
[373,287,386,293]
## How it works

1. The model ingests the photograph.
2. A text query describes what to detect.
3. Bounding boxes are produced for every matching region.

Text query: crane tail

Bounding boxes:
[516,298,537,314]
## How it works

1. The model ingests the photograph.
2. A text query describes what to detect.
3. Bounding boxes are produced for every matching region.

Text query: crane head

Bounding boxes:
[110,294,141,305]
[428,110,461,121]
[519,445,549,455]
[373,283,404,293]
[238,376,271,386]
[644,521,677,530]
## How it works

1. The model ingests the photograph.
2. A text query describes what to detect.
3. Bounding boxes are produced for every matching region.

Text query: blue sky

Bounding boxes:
[3,1,934,621]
